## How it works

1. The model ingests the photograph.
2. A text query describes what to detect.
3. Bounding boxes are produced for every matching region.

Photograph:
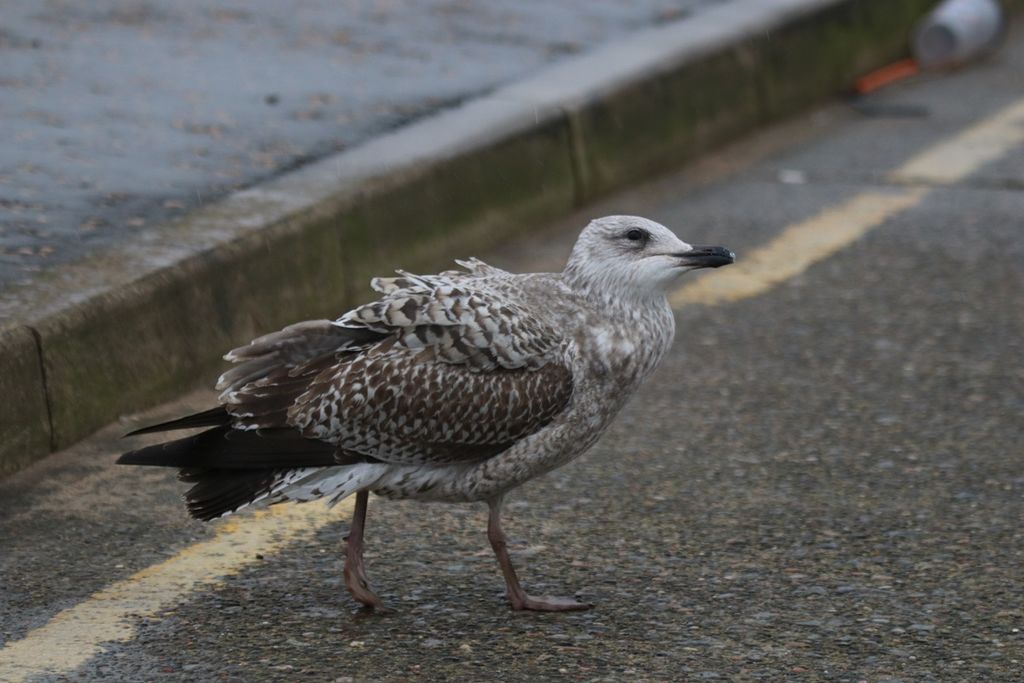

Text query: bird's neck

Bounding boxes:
[565,274,676,372]
[564,268,671,321]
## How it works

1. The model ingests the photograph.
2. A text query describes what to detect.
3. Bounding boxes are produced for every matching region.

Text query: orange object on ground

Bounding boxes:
[854,58,920,95]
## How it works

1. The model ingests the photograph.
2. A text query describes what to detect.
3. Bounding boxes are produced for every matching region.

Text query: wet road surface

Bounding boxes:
[2,24,1023,683]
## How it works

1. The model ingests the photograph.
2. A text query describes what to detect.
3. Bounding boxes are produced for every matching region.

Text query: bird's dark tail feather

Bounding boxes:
[116,425,312,520]
[117,425,339,469]
[183,468,288,521]
[125,406,231,436]
[117,423,375,521]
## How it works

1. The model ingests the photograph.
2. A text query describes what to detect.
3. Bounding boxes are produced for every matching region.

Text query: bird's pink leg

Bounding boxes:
[487,498,592,612]
[343,490,385,610]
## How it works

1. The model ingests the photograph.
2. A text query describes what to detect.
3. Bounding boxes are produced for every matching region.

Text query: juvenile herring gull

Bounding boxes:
[119,215,734,611]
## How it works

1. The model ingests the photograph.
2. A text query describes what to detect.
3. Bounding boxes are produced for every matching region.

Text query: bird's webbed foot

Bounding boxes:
[343,490,386,611]
[486,497,594,613]
[509,593,593,612]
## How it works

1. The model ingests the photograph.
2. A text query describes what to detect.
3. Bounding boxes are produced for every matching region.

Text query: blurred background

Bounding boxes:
[1,0,721,290]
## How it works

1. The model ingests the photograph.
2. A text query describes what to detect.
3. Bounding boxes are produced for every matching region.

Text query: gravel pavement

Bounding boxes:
[0,0,722,291]
[2,22,1024,682]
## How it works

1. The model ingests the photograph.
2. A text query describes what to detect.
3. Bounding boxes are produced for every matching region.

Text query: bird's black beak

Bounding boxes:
[674,245,735,269]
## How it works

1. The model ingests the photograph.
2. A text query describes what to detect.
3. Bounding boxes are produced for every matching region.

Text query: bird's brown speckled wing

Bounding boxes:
[220,266,574,465]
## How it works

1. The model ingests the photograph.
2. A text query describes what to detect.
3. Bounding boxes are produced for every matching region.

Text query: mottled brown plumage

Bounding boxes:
[119,216,734,611]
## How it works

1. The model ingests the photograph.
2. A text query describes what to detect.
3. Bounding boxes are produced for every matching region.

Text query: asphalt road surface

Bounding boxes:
[2,28,1024,683]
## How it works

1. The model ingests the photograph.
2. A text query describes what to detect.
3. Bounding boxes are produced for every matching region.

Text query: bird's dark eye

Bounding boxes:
[625,228,648,242]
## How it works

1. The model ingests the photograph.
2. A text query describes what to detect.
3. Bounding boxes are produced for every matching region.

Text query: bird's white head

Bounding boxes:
[563,215,734,300]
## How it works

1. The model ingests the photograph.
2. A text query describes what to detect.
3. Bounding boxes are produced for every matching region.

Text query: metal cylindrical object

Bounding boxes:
[912,0,1005,69]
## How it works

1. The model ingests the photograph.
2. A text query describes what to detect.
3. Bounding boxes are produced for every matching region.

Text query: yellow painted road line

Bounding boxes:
[670,189,927,307]
[671,96,1024,309]
[0,498,351,681]
[3,96,1023,683]
[890,99,1024,185]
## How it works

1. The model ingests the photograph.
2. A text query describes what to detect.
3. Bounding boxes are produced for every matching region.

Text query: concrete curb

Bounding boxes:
[0,325,52,474]
[0,0,953,474]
